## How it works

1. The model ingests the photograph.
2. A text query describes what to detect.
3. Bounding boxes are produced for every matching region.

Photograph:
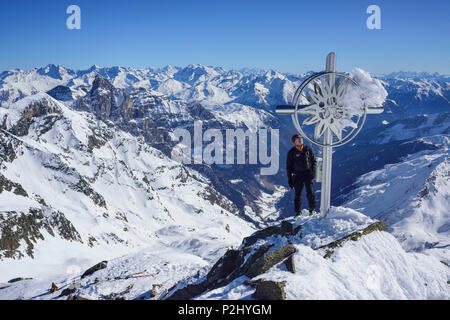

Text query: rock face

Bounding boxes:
[0,174,28,196]
[47,86,73,101]
[252,280,287,300]
[0,208,82,259]
[245,244,296,278]
[76,75,117,122]
[283,254,295,274]
[9,98,61,137]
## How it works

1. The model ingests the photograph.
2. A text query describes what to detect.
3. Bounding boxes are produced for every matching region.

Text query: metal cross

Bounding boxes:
[276,52,383,217]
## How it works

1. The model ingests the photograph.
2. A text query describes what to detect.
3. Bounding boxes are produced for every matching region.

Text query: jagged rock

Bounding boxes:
[73,177,107,208]
[168,244,275,300]
[167,220,387,300]
[166,282,208,300]
[280,220,293,233]
[168,219,298,300]
[49,282,59,293]
[245,244,296,278]
[168,220,385,299]
[78,75,117,121]
[0,174,28,197]
[199,186,239,215]
[0,136,18,163]
[315,221,387,258]
[81,260,108,279]
[9,98,61,136]
[283,254,295,274]
[47,85,73,101]
[116,94,135,121]
[293,224,302,235]
[0,208,82,259]
[46,211,83,242]
[242,223,293,247]
[206,249,243,285]
[252,280,287,300]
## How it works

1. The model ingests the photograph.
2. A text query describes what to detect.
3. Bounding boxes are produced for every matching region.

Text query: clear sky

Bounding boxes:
[0,0,449,75]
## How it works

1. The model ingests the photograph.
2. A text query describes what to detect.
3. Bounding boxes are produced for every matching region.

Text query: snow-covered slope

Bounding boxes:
[1,207,447,300]
[196,208,449,300]
[0,93,255,282]
[342,135,449,256]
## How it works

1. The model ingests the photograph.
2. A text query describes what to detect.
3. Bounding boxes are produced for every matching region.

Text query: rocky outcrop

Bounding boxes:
[88,75,116,121]
[0,133,19,163]
[242,220,295,247]
[245,244,296,278]
[167,220,301,300]
[0,208,82,259]
[315,221,387,258]
[47,85,73,101]
[283,254,295,273]
[252,280,286,300]
[72,177,107,209]
[166,219,389,300]
[0,174,28,197]
[198,186,239,215]
[9,98,61,137]
[81,261,108,279]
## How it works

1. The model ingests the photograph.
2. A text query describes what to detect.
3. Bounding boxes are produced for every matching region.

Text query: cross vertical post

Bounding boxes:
[321,52,336,216]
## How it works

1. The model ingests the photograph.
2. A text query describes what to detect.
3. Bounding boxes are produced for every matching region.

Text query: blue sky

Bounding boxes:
[0,0,449,75]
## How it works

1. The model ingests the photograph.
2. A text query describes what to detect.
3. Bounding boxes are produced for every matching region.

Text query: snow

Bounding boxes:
[343,68,388,116]
[212,103,273,132]
[196,207,450,300]
[343,135,450,256]
[1,206,448,300]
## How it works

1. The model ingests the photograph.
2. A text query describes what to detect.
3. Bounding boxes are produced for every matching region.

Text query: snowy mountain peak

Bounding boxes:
[0,92,62,134]
[382,71,449,80]
[37,64,65,80]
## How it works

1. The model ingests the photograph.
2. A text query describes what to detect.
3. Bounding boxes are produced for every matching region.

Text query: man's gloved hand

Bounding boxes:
[288,173,295,189]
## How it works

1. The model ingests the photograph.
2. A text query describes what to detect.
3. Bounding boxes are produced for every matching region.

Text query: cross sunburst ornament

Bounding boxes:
[298,75,354,141]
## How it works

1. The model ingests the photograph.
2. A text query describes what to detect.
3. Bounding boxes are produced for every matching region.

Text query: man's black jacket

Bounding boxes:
[286,145,316,181]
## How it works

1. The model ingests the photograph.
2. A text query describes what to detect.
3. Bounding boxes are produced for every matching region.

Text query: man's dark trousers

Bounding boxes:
[293,172,316,213]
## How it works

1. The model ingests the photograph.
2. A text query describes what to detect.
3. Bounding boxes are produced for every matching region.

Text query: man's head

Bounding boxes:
[291,133,303,146]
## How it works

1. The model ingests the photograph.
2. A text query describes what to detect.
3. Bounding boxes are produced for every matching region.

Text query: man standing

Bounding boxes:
[286,134,317,217]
